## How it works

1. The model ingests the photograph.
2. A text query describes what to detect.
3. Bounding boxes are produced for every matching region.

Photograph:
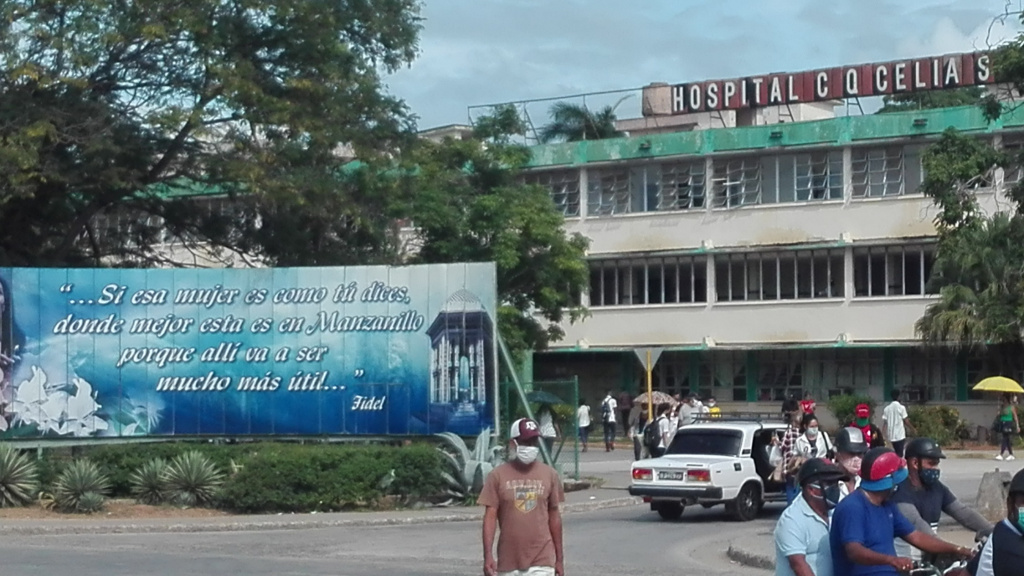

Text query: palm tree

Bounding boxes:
[538,101,625,143]
[915,213,1024,351]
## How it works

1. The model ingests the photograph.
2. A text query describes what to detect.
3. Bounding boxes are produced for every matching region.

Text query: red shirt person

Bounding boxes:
[851,404,886,449]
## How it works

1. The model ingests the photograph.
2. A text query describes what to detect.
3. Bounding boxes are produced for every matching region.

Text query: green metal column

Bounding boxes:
[520,350,534,392]
[955,353,969,402]
[621,352,636,392]
[883,348,895,400]
[689,351,701,395]
[745,351,759,402]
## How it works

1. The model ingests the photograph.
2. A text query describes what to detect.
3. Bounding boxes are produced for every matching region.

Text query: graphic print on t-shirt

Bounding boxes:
[507,478,546,513]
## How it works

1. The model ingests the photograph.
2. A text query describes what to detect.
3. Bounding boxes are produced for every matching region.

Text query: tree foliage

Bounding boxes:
[407,106,590,358]
[877,87,986,114]
[538,101,624,143]
[0,0,421,267]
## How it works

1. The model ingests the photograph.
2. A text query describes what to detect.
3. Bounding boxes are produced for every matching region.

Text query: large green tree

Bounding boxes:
[914,30,1024,363]
[0,0,420,267]
[877,86,986,114]
[407,106,590,358]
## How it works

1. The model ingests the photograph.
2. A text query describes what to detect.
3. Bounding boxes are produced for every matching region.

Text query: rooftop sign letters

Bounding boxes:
[670,52,992,114]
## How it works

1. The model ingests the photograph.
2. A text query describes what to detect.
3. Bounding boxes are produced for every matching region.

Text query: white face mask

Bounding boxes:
[515,443,539,465]
[807,426,819,437]
[841,455,862,476]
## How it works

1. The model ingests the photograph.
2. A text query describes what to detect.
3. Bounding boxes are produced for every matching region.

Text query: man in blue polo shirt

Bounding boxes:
[830,447,972,576]
[774,458,847,576]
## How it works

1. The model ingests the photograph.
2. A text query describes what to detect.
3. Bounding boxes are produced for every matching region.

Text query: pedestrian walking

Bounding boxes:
[600,390,617,452]
[882,390,915,457]
[576,399,591,453]
[481,418,565,576]
[795,414,832,459]
[995,393,1019,461]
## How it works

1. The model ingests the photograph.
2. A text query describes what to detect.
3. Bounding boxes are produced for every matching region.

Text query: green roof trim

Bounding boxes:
[526,105,1024,169]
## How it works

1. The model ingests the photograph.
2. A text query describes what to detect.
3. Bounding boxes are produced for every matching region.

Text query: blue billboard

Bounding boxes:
[0,263,497,438]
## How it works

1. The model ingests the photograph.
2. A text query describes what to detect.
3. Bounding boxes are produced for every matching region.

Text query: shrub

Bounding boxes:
[53,459,110,513]
[0,443,38,507]
[129,458,170,505]
[908,405,971,448]
[436,429,503,503]
[218,443,445,514]
[84,442,242,497]
[828,394,876,427]
[164,451,223,507]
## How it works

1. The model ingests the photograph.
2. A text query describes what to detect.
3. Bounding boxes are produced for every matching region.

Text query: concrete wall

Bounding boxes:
[559,297,933,348]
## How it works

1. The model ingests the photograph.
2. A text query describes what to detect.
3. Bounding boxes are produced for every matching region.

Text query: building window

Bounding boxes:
[853,244,936,297]
[851,147,904,198]
[588,256,707,306]
[523,170,581,217]
[756,349,804,402]
[658,160,706,210]
[1004,135,1024,187]
[895,350,956,403]
[712,157,761,208]
[714,249,844,302]
[587,167,631,216]
[795,151,844,201]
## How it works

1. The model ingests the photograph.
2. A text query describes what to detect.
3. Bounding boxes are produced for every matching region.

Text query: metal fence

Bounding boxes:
[501,378,580,480]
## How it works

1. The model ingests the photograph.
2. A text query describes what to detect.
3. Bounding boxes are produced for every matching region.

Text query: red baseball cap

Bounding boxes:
[510,418,541,441]
[855,404,870,418]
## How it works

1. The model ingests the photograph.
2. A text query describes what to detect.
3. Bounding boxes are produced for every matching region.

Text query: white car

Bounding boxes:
[628,420,788,521]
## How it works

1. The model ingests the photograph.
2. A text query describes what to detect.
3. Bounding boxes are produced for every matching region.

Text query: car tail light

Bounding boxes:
[632,468,653,481]
[686,469,711,482]
[642,497,652,503]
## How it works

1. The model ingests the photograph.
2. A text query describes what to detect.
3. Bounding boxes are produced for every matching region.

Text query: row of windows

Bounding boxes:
[648,348,955,403]
[526,145,933,216]
[587,244,936,306]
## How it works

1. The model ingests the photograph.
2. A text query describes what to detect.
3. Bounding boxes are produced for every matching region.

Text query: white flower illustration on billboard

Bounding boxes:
[12,366,108,437]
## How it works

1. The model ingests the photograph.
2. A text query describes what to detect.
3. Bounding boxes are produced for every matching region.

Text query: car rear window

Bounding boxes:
[666,429,743,456]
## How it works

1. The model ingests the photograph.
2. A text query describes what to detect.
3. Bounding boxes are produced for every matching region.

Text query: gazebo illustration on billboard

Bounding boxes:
[426,289,494,429]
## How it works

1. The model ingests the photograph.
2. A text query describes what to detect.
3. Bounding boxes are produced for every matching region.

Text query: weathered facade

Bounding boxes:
[524,103,1024,428]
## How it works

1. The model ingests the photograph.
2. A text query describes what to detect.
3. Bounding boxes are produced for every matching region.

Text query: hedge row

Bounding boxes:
[36,441,446,513]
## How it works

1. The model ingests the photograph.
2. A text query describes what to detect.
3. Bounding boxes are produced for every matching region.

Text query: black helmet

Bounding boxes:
[1011,469,1024,496]
[905,437,946,461]
[798,458,848,487]
[835,427,868,455]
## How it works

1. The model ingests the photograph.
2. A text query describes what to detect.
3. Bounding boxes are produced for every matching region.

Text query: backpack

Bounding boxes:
[644,417,664,452]
[601,399,612,422]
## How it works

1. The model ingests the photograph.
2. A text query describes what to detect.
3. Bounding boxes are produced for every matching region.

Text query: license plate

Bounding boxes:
[657,471,685,481]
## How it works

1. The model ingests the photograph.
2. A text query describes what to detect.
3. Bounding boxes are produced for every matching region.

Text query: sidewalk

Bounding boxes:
[0,460,640,536]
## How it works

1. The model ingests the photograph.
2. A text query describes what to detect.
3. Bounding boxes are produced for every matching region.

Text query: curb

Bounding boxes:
[726,544,773,572]
[0,497,642,536]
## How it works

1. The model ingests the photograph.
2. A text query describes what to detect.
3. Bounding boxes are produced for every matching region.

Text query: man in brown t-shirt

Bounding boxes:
[480,417,565,576]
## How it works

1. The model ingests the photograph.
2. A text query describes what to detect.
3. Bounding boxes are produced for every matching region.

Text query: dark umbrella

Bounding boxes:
[526,390,567,405]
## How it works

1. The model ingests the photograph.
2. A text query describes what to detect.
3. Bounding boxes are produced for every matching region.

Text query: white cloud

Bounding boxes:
[388,0,1024,130]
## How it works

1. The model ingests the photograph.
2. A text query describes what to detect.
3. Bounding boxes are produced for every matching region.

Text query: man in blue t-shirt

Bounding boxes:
[830,447,973,576]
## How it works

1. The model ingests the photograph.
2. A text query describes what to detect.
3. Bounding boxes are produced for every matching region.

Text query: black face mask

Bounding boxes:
[809,482,841,509]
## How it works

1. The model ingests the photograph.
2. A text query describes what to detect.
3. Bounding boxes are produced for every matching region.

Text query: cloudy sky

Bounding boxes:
[385,0,1024,130]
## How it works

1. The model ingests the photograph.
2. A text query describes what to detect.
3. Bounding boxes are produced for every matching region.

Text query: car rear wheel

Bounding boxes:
[727,482,762,522]
[656,502,685,520]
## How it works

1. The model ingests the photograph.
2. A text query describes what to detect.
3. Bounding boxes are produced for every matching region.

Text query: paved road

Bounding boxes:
[0,505,774,576]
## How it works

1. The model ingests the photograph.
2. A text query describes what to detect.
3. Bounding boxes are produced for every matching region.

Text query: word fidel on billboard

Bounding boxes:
[50,280,424,399]
[670,52,992,114]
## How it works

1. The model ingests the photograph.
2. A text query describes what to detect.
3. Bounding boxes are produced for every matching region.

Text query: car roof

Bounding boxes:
[680,421,787,432]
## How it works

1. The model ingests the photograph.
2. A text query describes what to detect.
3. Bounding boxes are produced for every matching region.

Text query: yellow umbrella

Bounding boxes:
[972,376,1024,394]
